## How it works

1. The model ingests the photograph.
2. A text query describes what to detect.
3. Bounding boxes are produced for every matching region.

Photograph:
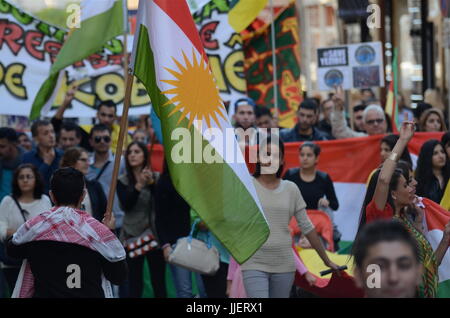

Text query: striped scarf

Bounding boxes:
[395,214,439,298]
[11,206,126,298]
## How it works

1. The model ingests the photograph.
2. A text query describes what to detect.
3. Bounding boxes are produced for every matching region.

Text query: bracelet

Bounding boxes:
[388,152,398,162]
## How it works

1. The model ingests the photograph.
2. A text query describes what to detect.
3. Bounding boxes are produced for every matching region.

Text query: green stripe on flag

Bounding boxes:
[30,72,60,120]
[133,25,269,263]
[50,0,124,73]
[438,280,450,298]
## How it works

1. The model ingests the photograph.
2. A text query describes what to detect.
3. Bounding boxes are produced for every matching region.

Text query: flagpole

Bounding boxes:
[123,0,129,84]
[270,0,279,113]
[105,71,134,218]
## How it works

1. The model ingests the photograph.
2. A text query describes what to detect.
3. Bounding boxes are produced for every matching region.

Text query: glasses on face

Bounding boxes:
[366,119,384,126]
[94,136,111,144]
[100,112,114,119]
[18,175,35,181]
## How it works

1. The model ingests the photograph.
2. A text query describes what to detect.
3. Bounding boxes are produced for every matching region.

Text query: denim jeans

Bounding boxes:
[169,264,206,298]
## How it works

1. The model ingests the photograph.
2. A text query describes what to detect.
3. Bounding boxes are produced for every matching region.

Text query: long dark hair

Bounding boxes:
[416,139,450,197]
[253,136,285,178]
[12,164,44,200]
[125,141,149,186]
[381,134,413,167]
[357,167,404,235]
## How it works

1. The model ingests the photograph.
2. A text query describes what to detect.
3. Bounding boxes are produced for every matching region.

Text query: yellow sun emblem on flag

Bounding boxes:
[161,50,227,129]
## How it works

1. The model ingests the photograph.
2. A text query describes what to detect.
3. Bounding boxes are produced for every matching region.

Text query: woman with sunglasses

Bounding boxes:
[0,164,51,294]
[60,147,107,221]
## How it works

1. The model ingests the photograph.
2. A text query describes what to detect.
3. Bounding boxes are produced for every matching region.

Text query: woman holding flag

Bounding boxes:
[359,121,450,297]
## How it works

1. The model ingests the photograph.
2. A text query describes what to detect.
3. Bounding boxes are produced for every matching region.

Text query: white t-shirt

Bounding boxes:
[0,195,52,241]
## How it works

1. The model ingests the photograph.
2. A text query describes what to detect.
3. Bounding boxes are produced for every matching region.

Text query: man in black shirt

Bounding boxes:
[280,99,332,142]
[7,168,127,298]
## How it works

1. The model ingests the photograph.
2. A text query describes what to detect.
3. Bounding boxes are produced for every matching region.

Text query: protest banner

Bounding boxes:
[317,41,385,91]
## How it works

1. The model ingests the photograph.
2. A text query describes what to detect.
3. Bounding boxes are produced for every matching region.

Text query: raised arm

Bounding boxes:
[373,121,415,210]
[54,85,77,121]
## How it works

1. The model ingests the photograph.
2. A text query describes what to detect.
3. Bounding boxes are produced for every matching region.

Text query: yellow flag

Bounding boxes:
[228,0,268,32]
[440,181,450,211]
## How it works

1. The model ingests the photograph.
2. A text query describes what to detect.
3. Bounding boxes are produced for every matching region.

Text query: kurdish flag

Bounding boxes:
[130,0,269,263]
[30,0,125,120]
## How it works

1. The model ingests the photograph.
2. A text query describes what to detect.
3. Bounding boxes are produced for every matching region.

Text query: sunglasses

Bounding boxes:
[94,136,111,144]
[366,119,384,126]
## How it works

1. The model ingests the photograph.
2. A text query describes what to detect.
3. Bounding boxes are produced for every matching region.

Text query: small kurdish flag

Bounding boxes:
[30,0,125,120]
[130,0,270,263]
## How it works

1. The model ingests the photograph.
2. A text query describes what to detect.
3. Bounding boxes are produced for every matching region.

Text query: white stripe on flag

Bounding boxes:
[334,183,367,242]
[426,230,450,283]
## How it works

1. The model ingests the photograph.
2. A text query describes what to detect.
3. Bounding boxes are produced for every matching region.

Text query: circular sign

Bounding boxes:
[324,69,344,88]
[355,45,376,65]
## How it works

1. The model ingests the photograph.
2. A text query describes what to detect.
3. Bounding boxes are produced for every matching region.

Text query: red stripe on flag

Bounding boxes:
[153,0,206,60]
[424,198,450,232]
[149,133,444,183]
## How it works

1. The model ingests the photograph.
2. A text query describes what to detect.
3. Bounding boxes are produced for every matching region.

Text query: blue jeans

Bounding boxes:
[169,264,206,298]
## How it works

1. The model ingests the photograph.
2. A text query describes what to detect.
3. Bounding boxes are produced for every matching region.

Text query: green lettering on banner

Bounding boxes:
[0,0,11,14]
[36,22,52,37]
[53,29,67,43]
[104,39,123,54]
[12,7,33,25]
[194,0,229,24]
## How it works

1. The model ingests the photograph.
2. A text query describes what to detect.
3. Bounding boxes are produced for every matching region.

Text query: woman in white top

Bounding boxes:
[241,137,340,298]
[0,163,51,293]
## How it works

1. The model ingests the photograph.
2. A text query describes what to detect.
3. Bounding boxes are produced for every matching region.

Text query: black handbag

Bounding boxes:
[0,196,27,267]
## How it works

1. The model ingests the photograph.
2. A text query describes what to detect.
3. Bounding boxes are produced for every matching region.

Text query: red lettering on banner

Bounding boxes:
[72,60,86,68]
[24,31,44,60]
[88,54,108,69]
[108,54,123,66]
[0,20,23,55]
[199,21,219,50]
[44,41,62,63]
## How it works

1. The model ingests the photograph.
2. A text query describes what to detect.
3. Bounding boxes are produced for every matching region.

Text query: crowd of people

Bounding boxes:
[0,86,450,298]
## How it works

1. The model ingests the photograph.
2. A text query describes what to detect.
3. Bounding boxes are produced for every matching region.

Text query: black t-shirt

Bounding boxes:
[283,168,339,211]
[7,240,127,298]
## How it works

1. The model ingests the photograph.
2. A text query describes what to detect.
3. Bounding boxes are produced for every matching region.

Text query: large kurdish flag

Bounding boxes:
[30,0,125,120]
[130,0,269,264]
